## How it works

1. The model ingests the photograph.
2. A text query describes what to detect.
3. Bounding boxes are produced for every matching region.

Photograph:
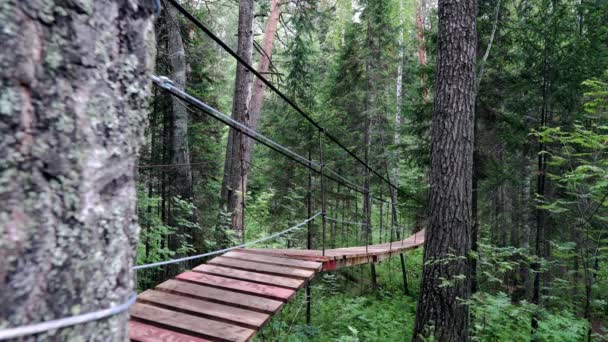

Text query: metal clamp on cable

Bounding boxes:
[151,75,174,90]
[154,0,161,16]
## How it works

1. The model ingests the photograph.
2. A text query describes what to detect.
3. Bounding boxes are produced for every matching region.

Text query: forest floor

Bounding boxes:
[255,249,424,341]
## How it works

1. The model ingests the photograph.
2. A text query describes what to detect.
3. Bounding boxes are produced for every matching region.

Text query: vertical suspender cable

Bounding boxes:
[306,127,312,326]
[240,132,246,244]
[319,130,327,256]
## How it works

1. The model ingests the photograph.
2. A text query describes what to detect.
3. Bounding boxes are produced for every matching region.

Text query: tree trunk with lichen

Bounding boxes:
[413,0,477,338]
[0,1,155,340]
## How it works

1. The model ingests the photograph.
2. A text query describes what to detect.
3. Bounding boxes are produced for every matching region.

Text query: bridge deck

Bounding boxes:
[129,230,424,342]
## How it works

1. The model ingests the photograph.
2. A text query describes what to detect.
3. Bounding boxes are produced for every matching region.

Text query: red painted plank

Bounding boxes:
[193,264,304,289]
[225,251,322,270]
[208,257,315,280]
[176,272,295,302]
[156,279,283,314]
[138,290,270,329]
[128,320,212,342]
[130,303,255,342]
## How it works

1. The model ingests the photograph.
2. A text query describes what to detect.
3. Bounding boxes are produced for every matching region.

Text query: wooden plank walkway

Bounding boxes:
[129,230,424,342]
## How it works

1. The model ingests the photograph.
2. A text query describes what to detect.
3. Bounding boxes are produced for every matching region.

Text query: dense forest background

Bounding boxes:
[136,0,608,340]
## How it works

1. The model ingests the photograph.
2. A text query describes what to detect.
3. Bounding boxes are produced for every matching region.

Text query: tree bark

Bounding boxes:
[167,4,193,201]
[412,0,477,338]
[220,0,254,235]
[415,0,430,103]
[532,37,550,325]
[363,17,374,247]
[0,1,155,340]
[231,0,282,232]
[471,112,480,294]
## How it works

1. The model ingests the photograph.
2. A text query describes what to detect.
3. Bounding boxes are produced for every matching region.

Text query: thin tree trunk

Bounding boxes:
[220,0,254,236]
[475,0,501,92]
[532,37,549,327]
[167,4,193,201]
[415,0,430,103]
[231,0,283,232]
[394,0,405,191]
[0,1,155,339]
[412,0,477,338]
[520,139,533,301]
[166,2,193,275]
[471,1,500,292]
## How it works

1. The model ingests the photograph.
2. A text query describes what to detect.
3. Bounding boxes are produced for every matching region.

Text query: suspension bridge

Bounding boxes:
[135,0,426,340]
[0,0,426,341]
[129,228,424,342]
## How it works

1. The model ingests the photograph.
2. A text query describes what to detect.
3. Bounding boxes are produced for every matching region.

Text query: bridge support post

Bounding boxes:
[400,253,409,295]
[307,127,313,328]
[305,284,312,327]
[370,263,377,289]
[319,130,326,256]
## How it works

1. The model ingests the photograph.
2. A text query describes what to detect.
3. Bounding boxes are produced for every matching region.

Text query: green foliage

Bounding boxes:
[469,292,589,341]
[255,256,419,341]
[135,0,608,337]
[135,189,200,289]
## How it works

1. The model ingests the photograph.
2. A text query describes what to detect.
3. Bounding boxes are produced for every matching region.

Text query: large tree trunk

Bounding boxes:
[231,0,283,232]
[167,4,193,201]
[412,0,477,338]
[0,1,155,340]
[220,0,254,236]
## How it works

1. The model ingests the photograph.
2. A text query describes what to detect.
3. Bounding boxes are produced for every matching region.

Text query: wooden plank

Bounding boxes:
[138,290,270,329]
[176,272,295,302]
[241,248,332,261]
[226,251,322,271]
[156,279,283,314]
[208,257,315,280]
[193,264,304,289]
[129,320,212,342]
[130,303,256,342]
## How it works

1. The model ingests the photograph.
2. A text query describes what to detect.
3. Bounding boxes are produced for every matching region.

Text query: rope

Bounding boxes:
[134,211,322,270]
[0,294,136,340]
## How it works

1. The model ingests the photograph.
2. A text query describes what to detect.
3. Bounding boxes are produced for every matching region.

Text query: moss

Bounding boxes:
[71,0,93,15]
[45,46,62,70]
[0,88,16,116]
[35,0,56,24]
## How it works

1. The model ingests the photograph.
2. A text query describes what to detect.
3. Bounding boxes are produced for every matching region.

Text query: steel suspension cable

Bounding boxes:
[163,0,423,206]
[151,75,391,203]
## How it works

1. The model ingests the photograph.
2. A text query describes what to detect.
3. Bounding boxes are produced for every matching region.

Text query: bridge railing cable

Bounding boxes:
[0,294,137,340]
[134,211,322,270]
